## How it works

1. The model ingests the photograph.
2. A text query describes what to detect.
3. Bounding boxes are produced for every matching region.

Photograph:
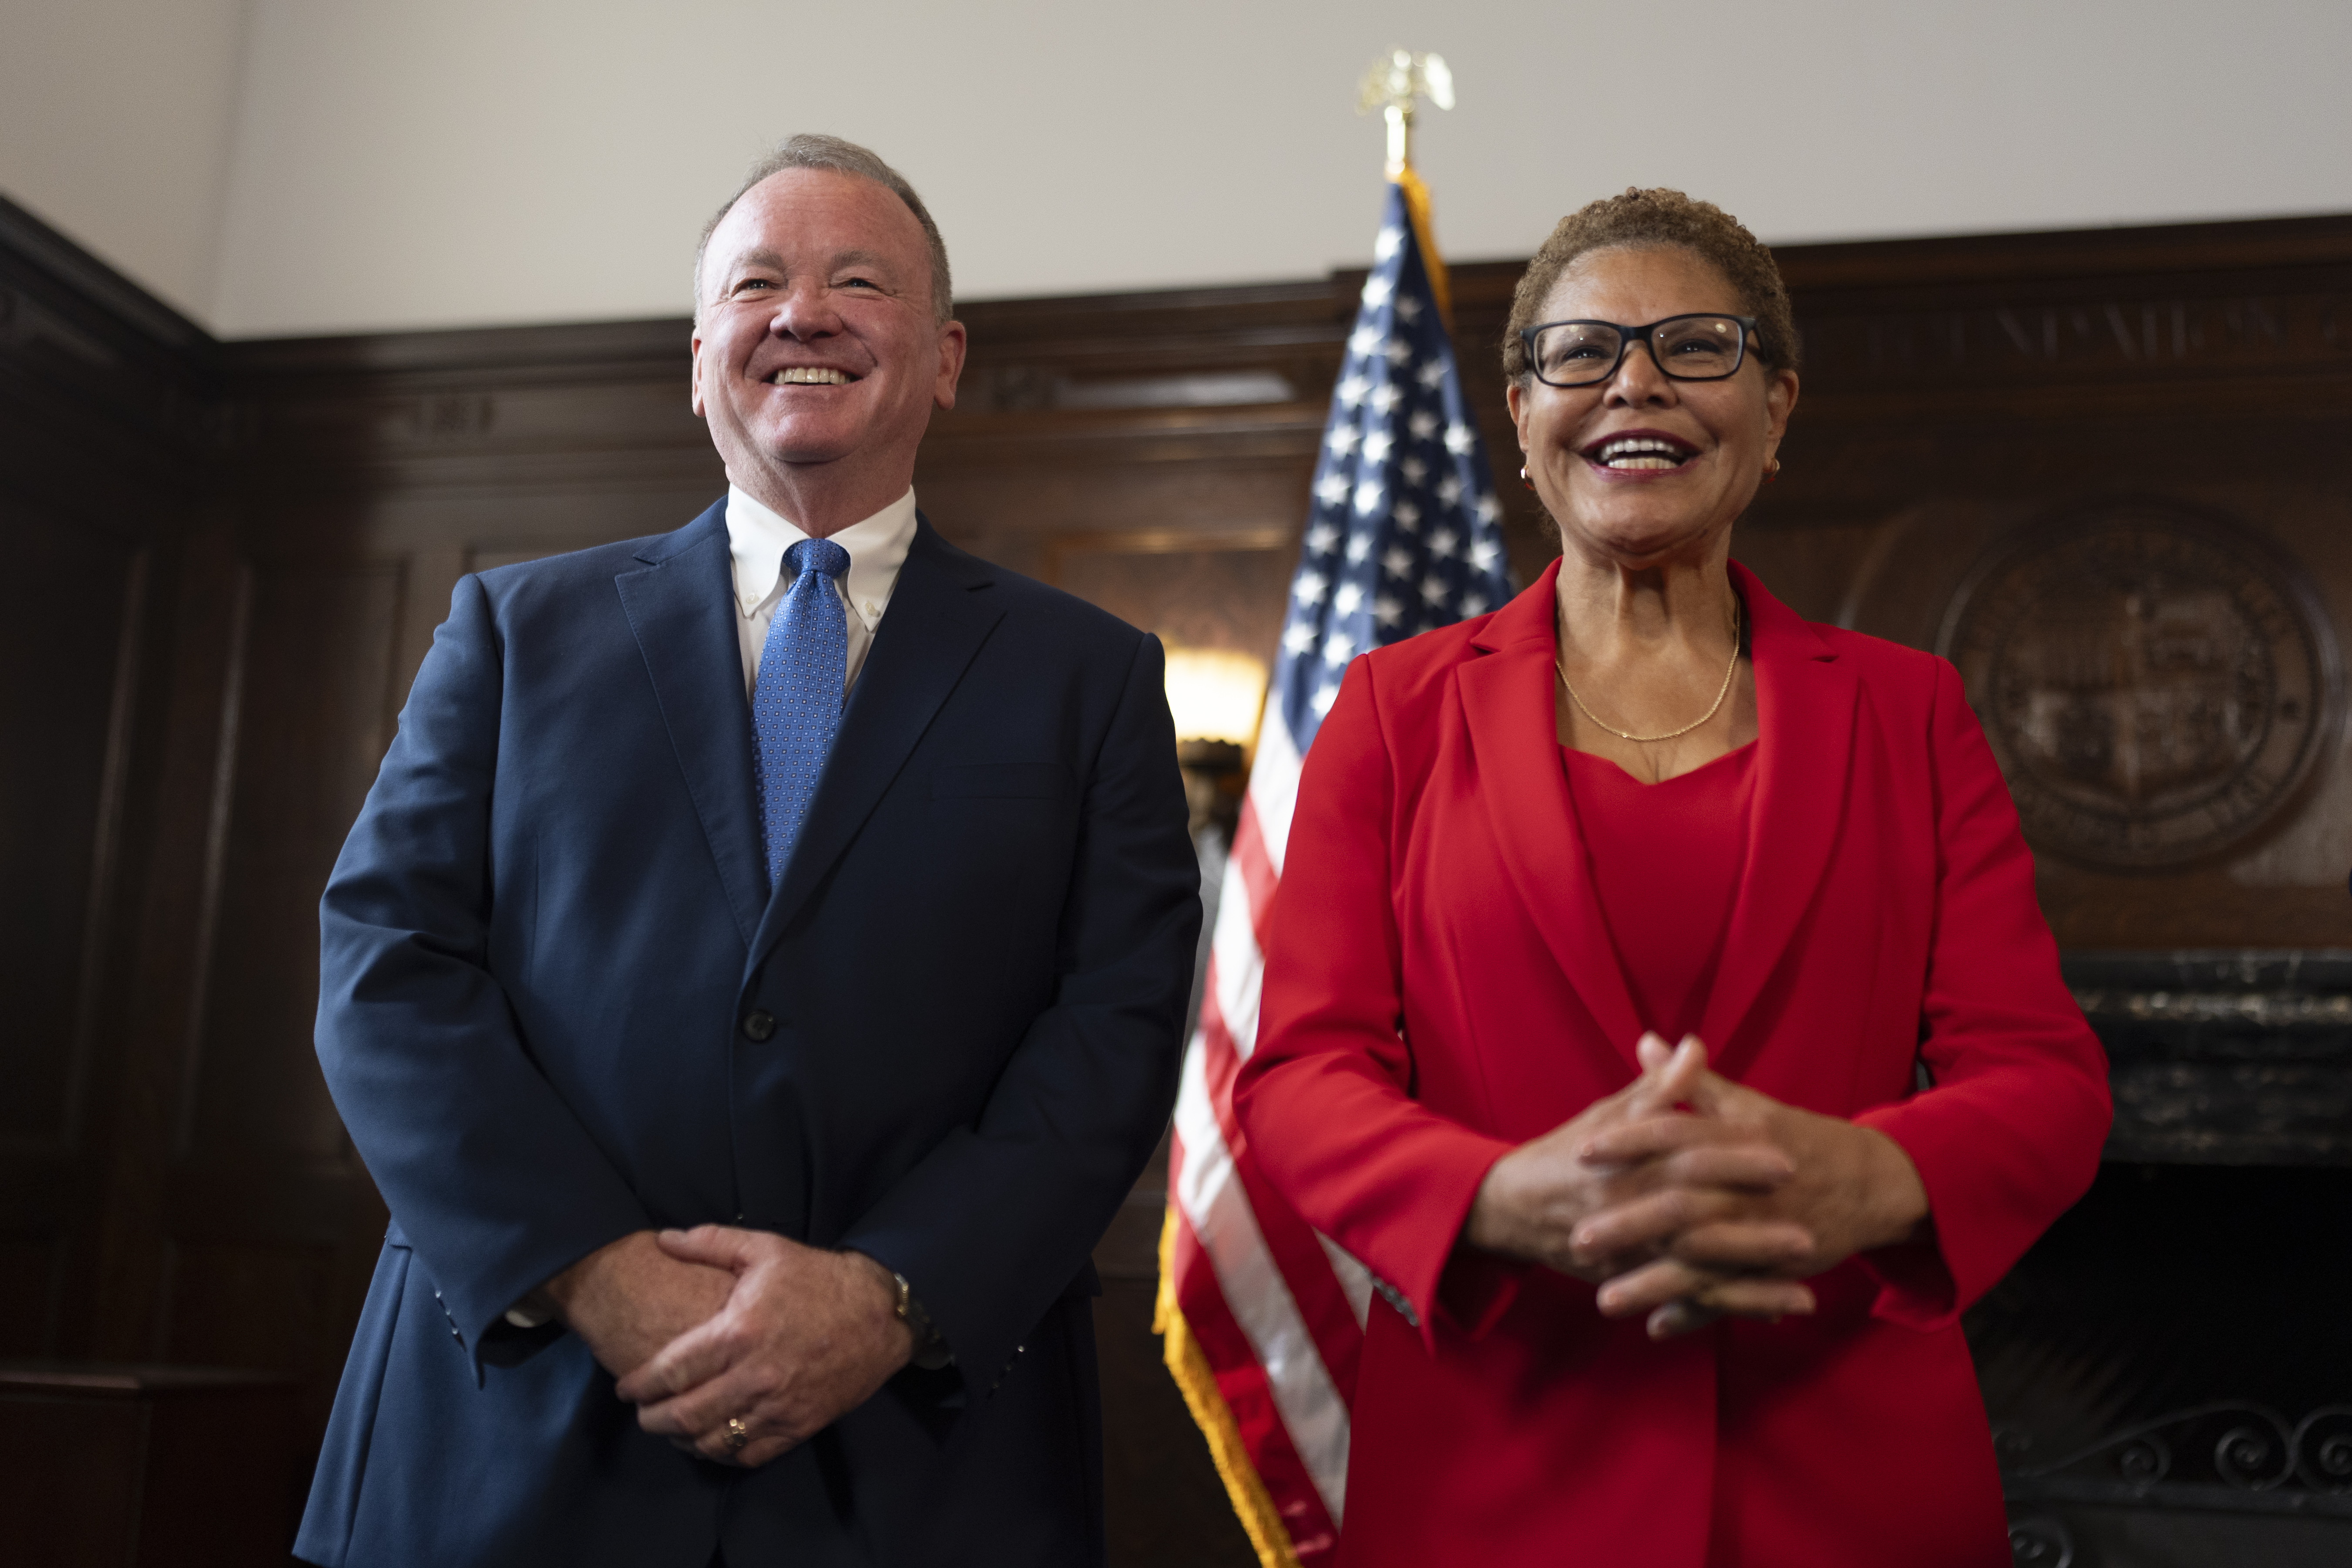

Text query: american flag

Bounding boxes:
[1157,172,1515,1568]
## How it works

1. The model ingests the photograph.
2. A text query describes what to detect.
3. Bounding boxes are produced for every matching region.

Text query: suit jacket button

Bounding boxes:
[742,1010,777,1042]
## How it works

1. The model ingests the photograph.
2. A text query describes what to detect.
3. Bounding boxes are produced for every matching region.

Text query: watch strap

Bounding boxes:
[889,1268,952,1370]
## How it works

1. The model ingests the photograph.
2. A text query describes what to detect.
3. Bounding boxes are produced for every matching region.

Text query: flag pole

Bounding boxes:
[1159,51,1505,1568]
[1357,50,1456,326]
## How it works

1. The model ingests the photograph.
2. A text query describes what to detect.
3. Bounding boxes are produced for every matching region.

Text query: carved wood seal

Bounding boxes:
[1938,502,2339,870]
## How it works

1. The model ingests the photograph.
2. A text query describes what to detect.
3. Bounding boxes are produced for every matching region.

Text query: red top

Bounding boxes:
[1562,742,1757,1043]
[1233,559,2110,1568]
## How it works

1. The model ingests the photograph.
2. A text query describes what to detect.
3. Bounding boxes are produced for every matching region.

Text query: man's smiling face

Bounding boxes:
[691,168,964,512]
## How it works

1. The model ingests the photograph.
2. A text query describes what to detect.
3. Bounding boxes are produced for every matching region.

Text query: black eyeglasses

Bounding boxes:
[1519,314,1761,388]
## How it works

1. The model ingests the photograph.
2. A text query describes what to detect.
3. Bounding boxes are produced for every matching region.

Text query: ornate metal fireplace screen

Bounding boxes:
[2003,1399,2352,1506]
[1980,953,2352,1567]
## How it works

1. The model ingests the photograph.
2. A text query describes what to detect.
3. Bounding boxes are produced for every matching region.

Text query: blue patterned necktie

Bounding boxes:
[752,536,851,888]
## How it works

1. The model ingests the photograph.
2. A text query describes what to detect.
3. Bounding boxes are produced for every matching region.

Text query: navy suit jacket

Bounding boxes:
[296,502,1200,1568]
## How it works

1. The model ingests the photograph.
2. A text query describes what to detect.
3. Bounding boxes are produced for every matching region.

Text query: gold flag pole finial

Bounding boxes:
[1357,50,1457,323]
[1357,49,1454,179]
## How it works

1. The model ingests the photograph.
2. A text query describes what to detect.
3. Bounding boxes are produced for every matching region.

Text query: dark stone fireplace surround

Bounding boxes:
[1979,951,2352,1567]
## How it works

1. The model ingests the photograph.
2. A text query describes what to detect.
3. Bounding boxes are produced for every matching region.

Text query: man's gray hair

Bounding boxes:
[695,135,953,323]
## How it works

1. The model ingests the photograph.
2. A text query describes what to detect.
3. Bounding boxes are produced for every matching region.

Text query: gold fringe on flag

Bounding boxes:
[1394,165,1452,334]
[1154,1206,1306,1568]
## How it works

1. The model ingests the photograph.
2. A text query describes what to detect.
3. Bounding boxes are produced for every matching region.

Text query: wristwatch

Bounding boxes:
[887,1268,952,1370]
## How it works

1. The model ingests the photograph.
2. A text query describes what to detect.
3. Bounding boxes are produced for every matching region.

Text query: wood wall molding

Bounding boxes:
[0,195,220,504]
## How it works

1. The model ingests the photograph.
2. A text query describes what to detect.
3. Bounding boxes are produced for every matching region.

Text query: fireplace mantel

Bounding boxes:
[2068,950,2352,1167]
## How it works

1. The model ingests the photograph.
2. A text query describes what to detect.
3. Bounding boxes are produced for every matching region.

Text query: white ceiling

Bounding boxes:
[6,0,2350,339]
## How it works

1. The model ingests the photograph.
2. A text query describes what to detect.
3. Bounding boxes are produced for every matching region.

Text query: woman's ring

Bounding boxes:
[723,1416,750,1453]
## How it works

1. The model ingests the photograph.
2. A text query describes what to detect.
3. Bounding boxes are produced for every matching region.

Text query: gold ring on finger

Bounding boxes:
[724,1416,750,1454]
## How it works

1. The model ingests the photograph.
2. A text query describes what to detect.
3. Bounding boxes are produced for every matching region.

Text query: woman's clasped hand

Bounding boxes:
[1465,1032,1931,1339]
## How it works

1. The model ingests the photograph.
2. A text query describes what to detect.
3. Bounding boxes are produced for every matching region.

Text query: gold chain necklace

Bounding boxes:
[1555,606,1743,744]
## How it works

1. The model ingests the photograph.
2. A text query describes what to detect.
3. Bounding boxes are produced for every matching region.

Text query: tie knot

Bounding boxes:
[786,536,850,583]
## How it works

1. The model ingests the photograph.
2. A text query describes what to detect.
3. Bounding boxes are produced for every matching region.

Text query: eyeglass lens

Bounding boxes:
[1530,316,1745,386]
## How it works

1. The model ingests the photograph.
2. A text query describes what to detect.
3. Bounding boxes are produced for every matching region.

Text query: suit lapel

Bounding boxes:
[1699,563,1857,1075]
[613,502,769,950]
[1456,563,1647,1069]
[748,518,1004,970]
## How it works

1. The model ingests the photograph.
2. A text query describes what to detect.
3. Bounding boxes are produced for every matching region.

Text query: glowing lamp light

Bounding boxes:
[1163,647,1268,751]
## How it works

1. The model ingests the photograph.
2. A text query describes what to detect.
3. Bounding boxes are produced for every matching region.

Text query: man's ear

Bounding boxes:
[689,329,706,418]
[932,319,968,413]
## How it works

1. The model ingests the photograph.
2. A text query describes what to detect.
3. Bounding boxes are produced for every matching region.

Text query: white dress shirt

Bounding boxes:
[726,484,918,697]
[501,484,920,1332]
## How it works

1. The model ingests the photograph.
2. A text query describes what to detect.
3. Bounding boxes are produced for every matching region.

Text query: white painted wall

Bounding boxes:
[0,0,251,323]
[7,1,2352,337]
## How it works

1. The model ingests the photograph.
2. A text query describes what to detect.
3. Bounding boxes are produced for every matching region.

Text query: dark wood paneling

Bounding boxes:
[0,196,215,1369]
[0,507,141,1150]
[1,1387,150,1565]
[0,1238,64,1356]
[11,189,2352,1563]
[0,1365,305,1568]
[158,1240,339,1374]
[1097,1278,1259,1568]
[1054,529,1297,672]
[186,561,405,1165]
[1750,219,2352,951]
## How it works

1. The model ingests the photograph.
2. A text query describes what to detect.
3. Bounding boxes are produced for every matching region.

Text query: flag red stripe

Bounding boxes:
[1228,799,1280,953]
[1169,1204,1342,1565]
[1171,728,1363,1558]
[1192,978,1365,1401]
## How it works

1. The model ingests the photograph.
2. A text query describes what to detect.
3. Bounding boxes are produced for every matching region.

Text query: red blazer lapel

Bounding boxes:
[1455,562,1647,1070]
[1699,563,1858,1076]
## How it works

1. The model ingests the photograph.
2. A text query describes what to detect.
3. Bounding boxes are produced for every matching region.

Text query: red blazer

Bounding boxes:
[1234,560,2109,1568]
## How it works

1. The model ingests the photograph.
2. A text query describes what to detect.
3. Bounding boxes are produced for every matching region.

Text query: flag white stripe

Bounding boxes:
[1247,708,1303,878]
[1208,863,1264,1062]
[1167,178,1514,1557]
[1174,1026,1351,1522]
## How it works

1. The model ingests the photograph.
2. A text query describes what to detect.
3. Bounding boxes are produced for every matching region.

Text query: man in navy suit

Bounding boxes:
[295,135,1200,1567]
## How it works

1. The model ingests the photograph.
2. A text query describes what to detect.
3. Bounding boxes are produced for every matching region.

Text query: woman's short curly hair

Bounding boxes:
[1501,188,1799,384]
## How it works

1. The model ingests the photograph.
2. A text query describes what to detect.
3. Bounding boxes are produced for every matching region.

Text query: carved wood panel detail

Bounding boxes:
[0,507,143,1153]
[183,562,407,1165]
[1941,503,2339,870]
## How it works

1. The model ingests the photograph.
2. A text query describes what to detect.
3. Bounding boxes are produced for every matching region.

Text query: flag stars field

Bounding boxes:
[1168,173,1516,1565]
[1168,171,1516,1559]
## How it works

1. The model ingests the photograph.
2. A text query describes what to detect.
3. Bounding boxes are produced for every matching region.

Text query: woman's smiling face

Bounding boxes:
[1508,245,1798,570]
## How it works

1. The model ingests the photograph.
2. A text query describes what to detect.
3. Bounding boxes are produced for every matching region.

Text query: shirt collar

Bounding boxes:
[725,484,918,630]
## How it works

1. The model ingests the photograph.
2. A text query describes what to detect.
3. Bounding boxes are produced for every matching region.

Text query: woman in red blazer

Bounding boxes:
[1232,189,2110,1567]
